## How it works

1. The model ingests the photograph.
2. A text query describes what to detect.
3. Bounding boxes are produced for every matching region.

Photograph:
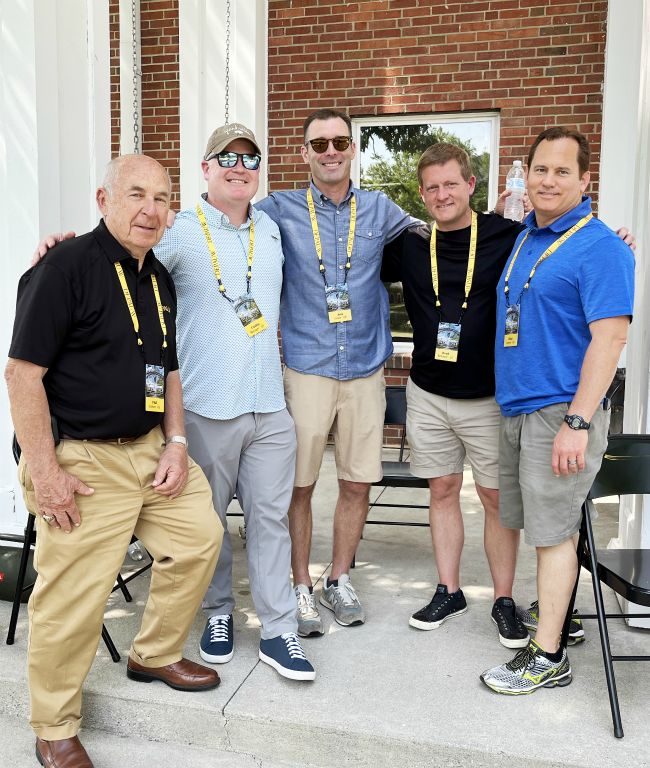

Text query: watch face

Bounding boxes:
[570,416,581,429]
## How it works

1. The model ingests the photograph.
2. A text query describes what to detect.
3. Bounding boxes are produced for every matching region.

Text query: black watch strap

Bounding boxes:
[564,414,590,430]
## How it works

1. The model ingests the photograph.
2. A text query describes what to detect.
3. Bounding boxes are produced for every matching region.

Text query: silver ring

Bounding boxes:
[568,459,577,466]
[42,514,54,522]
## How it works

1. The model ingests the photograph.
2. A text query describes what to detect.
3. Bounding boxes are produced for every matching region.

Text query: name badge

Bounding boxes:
[504,304,521,347]
[145,364,165,412]
[435,322,461,362]
[326,283,352,323]
[234,294,268,337]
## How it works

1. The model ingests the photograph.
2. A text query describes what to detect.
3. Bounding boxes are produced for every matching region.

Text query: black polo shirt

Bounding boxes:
[381,213,523,399]
[9,220,179,439]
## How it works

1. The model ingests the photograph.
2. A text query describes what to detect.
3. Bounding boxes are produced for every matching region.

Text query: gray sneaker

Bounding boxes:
[319,574,365,626]
[295,584,324,637]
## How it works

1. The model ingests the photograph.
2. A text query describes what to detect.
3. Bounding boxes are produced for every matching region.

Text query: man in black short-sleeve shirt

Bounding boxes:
[381,143,529,649]
[6,155,222,768]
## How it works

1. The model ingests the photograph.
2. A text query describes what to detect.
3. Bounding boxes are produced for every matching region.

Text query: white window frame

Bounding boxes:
[351,111,501,212]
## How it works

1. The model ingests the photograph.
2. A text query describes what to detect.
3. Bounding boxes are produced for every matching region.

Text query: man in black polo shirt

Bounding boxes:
[381,143,529,648]
[6,154,222,768]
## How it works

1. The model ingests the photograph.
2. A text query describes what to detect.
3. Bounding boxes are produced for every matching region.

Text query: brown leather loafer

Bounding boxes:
[126,657,220,691]
[36,736,94,767]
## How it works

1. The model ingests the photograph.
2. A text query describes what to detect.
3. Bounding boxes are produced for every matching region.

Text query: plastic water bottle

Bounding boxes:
[504,160,525,222]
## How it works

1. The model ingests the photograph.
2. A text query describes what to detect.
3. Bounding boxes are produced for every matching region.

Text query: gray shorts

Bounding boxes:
[499,402,610,546]
[406,379,500,489]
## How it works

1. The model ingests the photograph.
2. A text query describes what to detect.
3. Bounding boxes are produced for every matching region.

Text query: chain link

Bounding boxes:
[132,0,141,153]
[224,0,231,123]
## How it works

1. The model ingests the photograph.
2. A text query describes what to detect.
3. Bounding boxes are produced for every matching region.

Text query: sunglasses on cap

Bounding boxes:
[306,136,352,153]
[208,151,261,170]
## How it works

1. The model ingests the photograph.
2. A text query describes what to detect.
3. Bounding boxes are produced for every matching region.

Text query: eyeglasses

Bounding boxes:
[208,152,261,170]
[306,136,352,154]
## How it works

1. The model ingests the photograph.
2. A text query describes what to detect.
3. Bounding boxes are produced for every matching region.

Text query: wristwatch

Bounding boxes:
[563,414,590,431]
[166,435,188,448]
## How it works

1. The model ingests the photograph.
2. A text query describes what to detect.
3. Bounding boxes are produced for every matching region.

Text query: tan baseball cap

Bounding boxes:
[204,123,262,160]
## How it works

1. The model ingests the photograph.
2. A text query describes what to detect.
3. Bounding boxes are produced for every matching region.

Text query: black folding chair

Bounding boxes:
[366,385,430,528]
[5,435,153,663]
[563,433,650,738]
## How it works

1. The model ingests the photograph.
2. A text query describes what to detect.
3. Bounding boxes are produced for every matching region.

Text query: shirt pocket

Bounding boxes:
[355,229,384,265]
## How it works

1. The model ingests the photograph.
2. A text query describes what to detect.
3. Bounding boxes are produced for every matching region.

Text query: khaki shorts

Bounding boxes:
[499,402,610,547]
[406,378,500,489]
[284,367,386,486]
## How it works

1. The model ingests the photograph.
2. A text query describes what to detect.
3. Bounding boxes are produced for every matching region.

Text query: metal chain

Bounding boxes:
[132,0,141,153]
[224,0,231,123]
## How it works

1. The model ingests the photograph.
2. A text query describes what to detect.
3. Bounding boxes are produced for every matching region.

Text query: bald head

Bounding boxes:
[96,154,171,264]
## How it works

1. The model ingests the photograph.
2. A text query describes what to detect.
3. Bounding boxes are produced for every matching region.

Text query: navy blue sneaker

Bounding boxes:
[259,633,315,681]
[199,614,234,663]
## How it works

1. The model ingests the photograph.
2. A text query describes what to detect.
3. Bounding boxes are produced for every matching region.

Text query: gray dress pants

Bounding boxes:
[184,408,298,638]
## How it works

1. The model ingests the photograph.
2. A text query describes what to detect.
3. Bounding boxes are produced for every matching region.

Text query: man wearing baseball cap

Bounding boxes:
[34,124,314,681]
[154,122,314,680]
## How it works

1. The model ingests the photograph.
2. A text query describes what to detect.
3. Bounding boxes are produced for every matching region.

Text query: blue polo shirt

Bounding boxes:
[256,182,413,380]
[495,196,635,416]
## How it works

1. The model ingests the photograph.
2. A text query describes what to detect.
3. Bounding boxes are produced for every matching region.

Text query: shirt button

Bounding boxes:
[339,265,343,269]
[336,210,341,215]
[338,237,342,242]
[339,345,344,350]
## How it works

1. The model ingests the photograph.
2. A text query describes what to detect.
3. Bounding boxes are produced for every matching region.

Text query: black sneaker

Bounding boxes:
[409,584,468,630]
[491,597,529,649]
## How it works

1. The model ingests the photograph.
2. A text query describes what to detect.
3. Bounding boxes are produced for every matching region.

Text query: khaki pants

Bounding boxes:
[19,427,222,740]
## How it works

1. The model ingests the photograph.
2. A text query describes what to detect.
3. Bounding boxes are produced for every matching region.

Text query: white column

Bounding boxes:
[0,0,110,535]
[599,0,650,626]
[178,0,268,206]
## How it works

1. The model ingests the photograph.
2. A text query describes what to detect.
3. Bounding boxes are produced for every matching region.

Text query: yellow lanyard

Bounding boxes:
[504,213,593,306]
[306,187,356,285]
[114,262,168,351]
[430,210,477,321]
[196,204,255,301]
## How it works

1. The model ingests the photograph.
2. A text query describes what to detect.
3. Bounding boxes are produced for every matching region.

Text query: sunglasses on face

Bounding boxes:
[306,136,352,154]
[209,152,262,170]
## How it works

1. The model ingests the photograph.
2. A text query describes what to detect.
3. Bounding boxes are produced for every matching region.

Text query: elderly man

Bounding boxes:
[257,108,414,633]
[481,127,635,694]
[7,154,222,768]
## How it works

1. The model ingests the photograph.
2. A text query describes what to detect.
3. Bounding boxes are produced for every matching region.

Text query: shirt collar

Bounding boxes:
[199,193,257,229]
[523,194,593,233]
[309,179,354,206]
[95,219,159,275]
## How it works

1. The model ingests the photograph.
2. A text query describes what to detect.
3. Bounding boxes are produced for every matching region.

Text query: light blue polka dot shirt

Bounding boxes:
[154,196,286,420]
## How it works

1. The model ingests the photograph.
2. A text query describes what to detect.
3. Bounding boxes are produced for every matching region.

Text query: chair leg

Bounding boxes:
[6,514,36,646]
[115,573,133,602]
[101,625,121,663]
[583,503,624,738]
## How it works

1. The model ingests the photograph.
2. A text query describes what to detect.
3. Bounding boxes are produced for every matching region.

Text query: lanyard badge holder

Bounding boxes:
[431,210,478,363]
[307,188,356,324]
[196,204,268,337]
[115,262,168,412]
[502,213,593,348]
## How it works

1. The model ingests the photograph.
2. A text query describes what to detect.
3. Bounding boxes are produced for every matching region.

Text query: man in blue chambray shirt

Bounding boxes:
[256,109,414,633]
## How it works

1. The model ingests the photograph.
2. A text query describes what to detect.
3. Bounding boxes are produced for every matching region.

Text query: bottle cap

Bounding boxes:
[513,160,522,167]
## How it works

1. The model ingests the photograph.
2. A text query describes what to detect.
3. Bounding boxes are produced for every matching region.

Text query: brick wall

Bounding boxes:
[109,0,181,205]
[267,0,607,201]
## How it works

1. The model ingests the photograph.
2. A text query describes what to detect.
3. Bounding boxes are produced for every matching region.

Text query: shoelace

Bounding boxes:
[281,632,308,659]
[506,644,537,673]
[208,614,230,643]
[296,590,318,616]
[330,580,358,607]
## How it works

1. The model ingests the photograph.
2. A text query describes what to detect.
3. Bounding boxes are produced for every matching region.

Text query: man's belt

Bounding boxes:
[60,434,140,444]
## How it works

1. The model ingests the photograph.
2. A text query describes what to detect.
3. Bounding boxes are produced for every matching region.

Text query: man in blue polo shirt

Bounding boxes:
[481,126,635,695]
[257,109,413,632]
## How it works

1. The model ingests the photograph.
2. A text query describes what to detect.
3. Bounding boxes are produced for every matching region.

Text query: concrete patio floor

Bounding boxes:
[1,446,649,767]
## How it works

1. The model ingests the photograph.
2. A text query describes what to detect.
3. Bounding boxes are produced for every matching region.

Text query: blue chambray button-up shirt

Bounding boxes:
[256,181,413,380]
[154,195,286,420]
